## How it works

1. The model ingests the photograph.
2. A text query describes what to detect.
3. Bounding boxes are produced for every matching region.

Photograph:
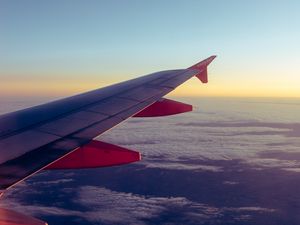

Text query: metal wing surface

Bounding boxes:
[0,56,216,191]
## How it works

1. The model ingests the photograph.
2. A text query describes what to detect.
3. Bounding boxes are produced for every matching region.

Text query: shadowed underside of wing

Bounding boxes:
[0,56,216,192]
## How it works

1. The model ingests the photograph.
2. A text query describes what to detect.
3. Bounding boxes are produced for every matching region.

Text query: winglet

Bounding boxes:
[188,55,217,83]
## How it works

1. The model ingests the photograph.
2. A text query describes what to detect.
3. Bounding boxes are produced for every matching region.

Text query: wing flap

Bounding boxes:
[86,97,138,115]
[0,130,60,165]
[37,111,108,136]
[154,70,197,88]
[120,86,172,101]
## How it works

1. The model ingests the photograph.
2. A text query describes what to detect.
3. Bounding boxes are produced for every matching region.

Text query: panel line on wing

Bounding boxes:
[0,130,61,165]
[35,111,109,137]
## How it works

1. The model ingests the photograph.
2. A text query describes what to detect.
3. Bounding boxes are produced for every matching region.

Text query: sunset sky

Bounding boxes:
[1,0,300,98]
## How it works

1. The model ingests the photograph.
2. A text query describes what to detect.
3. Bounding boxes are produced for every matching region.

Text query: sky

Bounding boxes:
[1,0,300,98]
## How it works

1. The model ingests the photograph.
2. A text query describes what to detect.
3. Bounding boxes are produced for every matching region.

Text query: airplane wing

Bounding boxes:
[0,56,216,224]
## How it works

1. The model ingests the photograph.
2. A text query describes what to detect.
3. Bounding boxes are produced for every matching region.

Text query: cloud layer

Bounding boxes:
[1,98,300,224]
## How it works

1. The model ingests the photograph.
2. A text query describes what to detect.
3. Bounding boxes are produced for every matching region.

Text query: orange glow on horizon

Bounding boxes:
[1,67,300,99]
[1,77,300,99]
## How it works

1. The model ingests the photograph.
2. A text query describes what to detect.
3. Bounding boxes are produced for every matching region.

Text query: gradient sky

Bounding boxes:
[1,0,300,98]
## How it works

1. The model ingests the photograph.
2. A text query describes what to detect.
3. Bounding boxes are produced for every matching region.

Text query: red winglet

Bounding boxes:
[46,140,141,170]
[134,98,192,117]
[188,55,217,83]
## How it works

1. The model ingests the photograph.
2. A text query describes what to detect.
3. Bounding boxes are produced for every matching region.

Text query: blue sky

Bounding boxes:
[1,0,300,97]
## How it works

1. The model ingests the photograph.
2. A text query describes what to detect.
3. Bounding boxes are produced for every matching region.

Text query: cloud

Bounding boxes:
[224,206,277,213]
[246,158,300,169]
[176,121,300,138]
[1,183,223,225]
[1,181,278,225]
[98,117,300,172]
[223,181,239,185]
[0,99,298,224]
[32,178,74,185]
[144,161,223,172]
[76,186,278,224]
[282,168,300,173]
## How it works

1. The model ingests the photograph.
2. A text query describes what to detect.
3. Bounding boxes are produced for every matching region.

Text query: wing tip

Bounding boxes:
[188,55,217,83]
[188,55,217,70]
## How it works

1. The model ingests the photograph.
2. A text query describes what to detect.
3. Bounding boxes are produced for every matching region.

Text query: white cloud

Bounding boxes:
[32,178,74,185]
[223,181,239,185]
[0,180,278,225]
[282,168,300,173]
[99,116,300,171]
[76,186,222,224]
[224,206,277,213]
[144,161,223,172]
